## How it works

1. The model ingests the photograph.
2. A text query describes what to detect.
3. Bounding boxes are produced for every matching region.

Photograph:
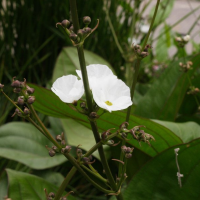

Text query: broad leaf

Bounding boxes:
[61,118,110,160]
[122,139,200,200]
[134,54,200,121]
[154,120,200,143]
[0,122,67,169]
[52,47,114,82]
[6,169,76,200]
[28,84,182,156]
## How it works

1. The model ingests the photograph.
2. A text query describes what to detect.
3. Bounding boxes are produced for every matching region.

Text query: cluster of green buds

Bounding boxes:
[118,122,155,146]
[187,86,200,95]
[56,16,98,46]
[179,61,193,72]
[132,44,152,59]
[175,35,190,48]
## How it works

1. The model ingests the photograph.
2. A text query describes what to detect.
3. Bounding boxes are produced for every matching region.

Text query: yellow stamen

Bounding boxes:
[105,101,113,106]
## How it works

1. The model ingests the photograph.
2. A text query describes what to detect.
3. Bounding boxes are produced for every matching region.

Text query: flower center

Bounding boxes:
[105,101,113,106]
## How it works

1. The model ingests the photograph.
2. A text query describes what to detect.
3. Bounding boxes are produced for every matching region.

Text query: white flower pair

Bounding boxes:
[51,64,132,112]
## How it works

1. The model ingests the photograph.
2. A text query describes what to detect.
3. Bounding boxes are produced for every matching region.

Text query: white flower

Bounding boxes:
[128,37,141,45]
[183,35,190,42]
[76,64,116,90]
[51,75,84,103]
[92,76,132,112]
[140,24,150,33]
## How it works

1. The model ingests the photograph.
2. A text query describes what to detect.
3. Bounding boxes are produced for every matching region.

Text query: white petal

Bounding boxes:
[76,64,117,90]
[51,75,84,103]
[92,76,132,112]
[140,24,149,33]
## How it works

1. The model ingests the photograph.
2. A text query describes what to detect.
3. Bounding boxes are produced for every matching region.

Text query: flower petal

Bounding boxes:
[51,75,84,103]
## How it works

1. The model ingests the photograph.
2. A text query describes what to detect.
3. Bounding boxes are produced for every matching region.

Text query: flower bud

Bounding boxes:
[23,107,30,115]
[27,87,35,94]
[48,192,55,198]
[125,147,134,153]
[61,19,70,28]
[89,112,99,119]
[0,83,4,89]
[121,145,127,153]
[70,33,78,41]
[15,108,22,116]
[27,96,35,104]
[17,96,25,105]
[61,145,71,153]
[11,80,21,88]
[82,157,90,164]
[84,27,92,34]
[77,148,82,157]
[141,52,149,58]
[61,140,66,147]
[52,146,59,153]
[13,88,21,93]
[69,25,74,31]
[80,102,87,109]
[183,35,190,42]
[107,140,114,145]
[56,135,62,142]
[125,153,132,158]
[49,149,56,157]
[77,29,84,38]
[83,16,91,25]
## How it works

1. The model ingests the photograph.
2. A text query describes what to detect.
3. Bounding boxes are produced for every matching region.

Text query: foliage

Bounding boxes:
[1,0,200,200]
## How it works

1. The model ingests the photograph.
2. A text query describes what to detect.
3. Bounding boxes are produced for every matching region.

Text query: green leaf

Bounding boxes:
[61,118,110,160]
[0,173,7,200]
[28,83,182,156]
[155,28,169,63]
[134,54,200,121]
[52,47,115,82]
[6,169,76,200]
[154,120,200,143]
[123,139,200,200]
[0,122,67,169]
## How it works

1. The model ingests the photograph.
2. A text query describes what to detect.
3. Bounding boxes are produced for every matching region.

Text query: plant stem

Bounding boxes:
[119,0,161,186]
[54,167,77,200]
[141,0,160,52]
[69,1,123,198]
[103,1,124,55]
[28,104,60,148]
[63,152,113,194]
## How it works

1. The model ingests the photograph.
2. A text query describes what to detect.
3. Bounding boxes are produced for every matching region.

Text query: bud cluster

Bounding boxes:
[121,145,134,158]
[179,61,193,72]
[55,133,72,154]
[56,16,98,46]
[175,35,190,48]
[187,86,200,95]
[130,126,155,146]
[132,44,152,59]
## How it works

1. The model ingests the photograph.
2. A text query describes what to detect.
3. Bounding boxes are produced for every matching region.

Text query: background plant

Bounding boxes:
[1,0,200,199]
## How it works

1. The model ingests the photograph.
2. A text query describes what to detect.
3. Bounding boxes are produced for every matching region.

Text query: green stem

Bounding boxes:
[28,104,60,148]
[63,152,113,194]
[141,0,160,52]
[117,158,127,191]
[118,0,161,187]
[81,165,108,184]
[69,1,123,198]
[26,117,46,136]
[1,91,23,113]
[54,167,77,200]
[104,1,124,55]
